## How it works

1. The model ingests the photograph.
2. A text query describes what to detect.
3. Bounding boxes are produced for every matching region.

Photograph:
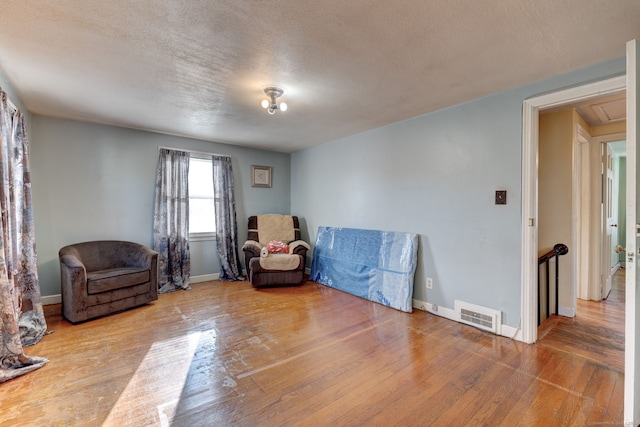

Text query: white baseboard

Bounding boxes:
[413,298,457,320]
[42,294,62,305]
[558,306,575,318]
[42,273,221,305]
[501,324,520,340]
[612,263,621,275]
[412,298,521,341]
[190,273,220,283]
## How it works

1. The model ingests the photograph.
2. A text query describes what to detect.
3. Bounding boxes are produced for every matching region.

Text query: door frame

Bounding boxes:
[520,75,626,344]
[575,124,591,301]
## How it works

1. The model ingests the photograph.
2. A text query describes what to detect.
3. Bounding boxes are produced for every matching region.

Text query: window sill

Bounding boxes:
[189,232,216,242]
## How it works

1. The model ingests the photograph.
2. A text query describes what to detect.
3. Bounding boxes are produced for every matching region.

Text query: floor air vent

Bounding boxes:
[454,300,501,334]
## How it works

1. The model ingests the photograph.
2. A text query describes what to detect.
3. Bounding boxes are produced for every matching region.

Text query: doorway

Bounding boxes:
[599,138,627,300]
[520,75,627,344]
[536,101,626,324]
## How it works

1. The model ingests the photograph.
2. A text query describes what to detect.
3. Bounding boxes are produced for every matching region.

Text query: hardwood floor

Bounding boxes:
[1,274,625,426]
[537,269,625,373]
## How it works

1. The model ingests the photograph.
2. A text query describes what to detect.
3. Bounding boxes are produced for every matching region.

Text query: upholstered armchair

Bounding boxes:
[242,214,310,287]
[59,240,158,323]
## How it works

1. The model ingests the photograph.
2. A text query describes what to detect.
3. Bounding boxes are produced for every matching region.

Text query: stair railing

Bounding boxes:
[537,243,569,325]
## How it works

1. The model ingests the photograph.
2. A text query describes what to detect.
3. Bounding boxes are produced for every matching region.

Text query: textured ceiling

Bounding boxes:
[0,1,639,153]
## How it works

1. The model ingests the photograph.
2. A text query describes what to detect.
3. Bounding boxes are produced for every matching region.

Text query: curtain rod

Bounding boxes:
[6,97,17,112]
[0,86,18,112]
[2,92,17,113]
[158,145,231,159]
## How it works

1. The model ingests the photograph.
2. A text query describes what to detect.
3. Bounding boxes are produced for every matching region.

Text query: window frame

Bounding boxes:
[188,154,216,241]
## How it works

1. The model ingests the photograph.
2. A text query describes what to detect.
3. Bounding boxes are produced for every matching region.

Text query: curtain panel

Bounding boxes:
[0,89,48,383]
[212,155,243,281]
[153,149,191,293]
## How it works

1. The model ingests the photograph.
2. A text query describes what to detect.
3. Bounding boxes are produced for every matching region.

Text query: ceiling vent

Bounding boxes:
[454,300,501,335]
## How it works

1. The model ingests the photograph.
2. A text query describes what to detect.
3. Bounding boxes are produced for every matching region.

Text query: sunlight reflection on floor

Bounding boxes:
[102,331,203,426]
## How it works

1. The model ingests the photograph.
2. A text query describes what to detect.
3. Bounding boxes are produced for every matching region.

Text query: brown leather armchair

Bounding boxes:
[241,214,310,287]
[59,240,158,323]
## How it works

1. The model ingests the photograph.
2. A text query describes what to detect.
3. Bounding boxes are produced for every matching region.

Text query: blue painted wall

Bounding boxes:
[29,116,291,297]
[291,57,626,328]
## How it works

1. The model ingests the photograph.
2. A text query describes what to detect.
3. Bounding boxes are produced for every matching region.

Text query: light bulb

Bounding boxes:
[279,102,287,112]
[261,99,269,109]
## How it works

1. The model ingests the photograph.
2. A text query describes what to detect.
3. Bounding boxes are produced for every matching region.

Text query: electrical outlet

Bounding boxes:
[426,277,433,289]
[432,304,438,312]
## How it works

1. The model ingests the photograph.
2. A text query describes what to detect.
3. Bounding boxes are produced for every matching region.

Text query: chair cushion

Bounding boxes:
[251,254,302,272]
[87,268,150,294]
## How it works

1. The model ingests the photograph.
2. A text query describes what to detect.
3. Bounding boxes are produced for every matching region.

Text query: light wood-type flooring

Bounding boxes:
[1,270,625,426]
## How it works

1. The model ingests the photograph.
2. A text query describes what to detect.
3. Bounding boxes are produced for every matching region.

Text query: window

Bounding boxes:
[189,156,216,239]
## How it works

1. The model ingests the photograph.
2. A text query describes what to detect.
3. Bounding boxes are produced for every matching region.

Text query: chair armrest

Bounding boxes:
[242,240,263,254]
[242,240,264,274]
[289,240,310,255]
[60,254,88,322]
[60,254,85,270]
[126,244,159,269]
[131,246,158,299]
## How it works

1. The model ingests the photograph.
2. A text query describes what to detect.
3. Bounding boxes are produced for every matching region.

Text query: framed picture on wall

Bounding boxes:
[251,165,272,188]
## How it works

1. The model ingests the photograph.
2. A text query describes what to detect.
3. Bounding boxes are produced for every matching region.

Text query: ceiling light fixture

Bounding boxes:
[261,87,287,115]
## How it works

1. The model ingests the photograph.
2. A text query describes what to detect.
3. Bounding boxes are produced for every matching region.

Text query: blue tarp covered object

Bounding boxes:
[310,226,419,312]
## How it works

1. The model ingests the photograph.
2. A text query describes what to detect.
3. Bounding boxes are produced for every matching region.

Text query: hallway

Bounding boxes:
[537,269,625,372]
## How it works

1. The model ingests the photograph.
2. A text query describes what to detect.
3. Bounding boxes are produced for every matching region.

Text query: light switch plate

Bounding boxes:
[495,190,507,205]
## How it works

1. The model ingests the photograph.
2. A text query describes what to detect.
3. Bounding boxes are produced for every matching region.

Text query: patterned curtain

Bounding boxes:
[212,155,243,280]
[153,149,191,293]
[0,89,48,383]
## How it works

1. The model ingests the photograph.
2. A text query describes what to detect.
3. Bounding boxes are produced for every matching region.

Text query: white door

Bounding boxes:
[624,38,640,427]
[609,144,620,278]
[602,144,615,299]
